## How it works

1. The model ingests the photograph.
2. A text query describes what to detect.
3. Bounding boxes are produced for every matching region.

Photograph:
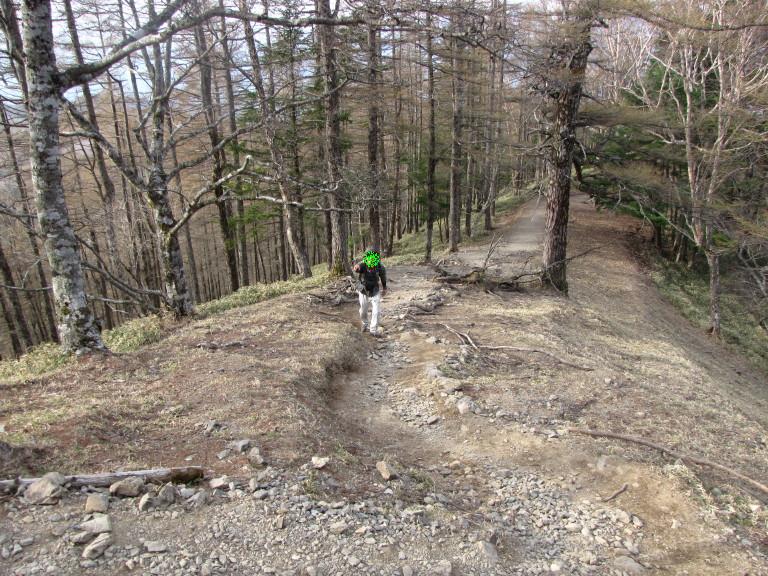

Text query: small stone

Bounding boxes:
[157,483,176,505]
[305,566,319,576]
[275,516,286,529]
[247,447,266,466]
[109,477,144,497]
[78,514,112,534]
[85,493,109,513]
[616,509,632,524]
[71,532,95,545]
[137,493,154,511]
[82,533,112,559]
[426,415,439,425]
[612,556,646,574]
[311,456,330,469]
[549,560,564,572]
[231,439,252,453]
[402,567,414,576]
[186,490,209,508]
[144,541,167,553]
[476,541,499,565]
[330,521,347,534]
[24,478,63,505]
[435,559,453,575]
[209,476,229,490]
[253,489,269,500]
[456,397,475,415]
[348,556,360,567]
[217,449,231,460]
[376,461,398,481]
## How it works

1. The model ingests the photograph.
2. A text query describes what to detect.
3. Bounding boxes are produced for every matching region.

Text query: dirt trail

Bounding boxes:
[328,193,768,575]
[3,193,767,576]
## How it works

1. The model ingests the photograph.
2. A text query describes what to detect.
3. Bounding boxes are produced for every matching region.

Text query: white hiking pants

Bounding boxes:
[358,291,381,332]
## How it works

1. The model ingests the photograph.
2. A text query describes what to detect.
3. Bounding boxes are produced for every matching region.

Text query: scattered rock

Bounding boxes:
[456,397,476,415]
[137,493,154,512]
[186,490,209,508]
[156,483,177,505]
[402,566,414,576]
[78,514,112,534]
[476,541,499,565]
[71,531,95,545]
[426,415,440,425]
[109,477,144,497]
[228,439,253,453]
[84,493,109,513]
[376,461,398,481]
[144,541,167,553]
[217,449,231,460]
[612,556,646,574]
[209,476,230,490]
[434,559,453,575]
[549,560,564,572]
[311,456,330,469]
[329,521,348,534]
[247,447,266,466]
[81,533,112,559]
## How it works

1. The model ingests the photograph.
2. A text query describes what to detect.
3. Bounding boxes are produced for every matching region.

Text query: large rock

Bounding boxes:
[24,478,63,505]
[78,514,112,534]
[109,477,144,497]
[84,493,109,514]
[82,533,112,559]
[376,461,398,481]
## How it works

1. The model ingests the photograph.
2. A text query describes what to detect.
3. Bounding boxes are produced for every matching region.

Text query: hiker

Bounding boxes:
[353,249,388,335]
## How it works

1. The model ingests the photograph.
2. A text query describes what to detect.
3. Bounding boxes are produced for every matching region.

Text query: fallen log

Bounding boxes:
[0,466,204,493]
[569,428,768,497]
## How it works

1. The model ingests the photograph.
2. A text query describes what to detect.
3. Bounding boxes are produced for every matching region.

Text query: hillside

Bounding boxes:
[1,194,766,575]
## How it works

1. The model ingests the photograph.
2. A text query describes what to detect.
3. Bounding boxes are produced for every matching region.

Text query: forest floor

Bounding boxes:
[1,193,767,576]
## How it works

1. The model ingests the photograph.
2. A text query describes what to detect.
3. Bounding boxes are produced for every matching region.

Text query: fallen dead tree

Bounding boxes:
[0,466,204,493]
[569,428,768,498]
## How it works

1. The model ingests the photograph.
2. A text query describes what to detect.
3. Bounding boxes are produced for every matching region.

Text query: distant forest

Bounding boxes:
[0,0,766,357]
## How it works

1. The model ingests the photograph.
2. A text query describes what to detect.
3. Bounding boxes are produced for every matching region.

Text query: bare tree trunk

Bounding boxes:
[20,0,104,353]
[241,0,312,277]
[0,288,23,357]
[425,11,437,262]
[0,100,58,341]
[316,0,350,276]
[0,240,33,349]
[367,19,382,251]
[194,21,238,294]
[218,0,249,288]
[63,0,120,282]
[541,18,592,293]
[707,250,722,338]
[448,32,464,253]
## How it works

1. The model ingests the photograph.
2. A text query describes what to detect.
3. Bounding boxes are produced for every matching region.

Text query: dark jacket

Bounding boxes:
[354,262,387,296]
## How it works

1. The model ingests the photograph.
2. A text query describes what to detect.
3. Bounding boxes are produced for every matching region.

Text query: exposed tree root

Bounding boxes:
[569,428,768,497]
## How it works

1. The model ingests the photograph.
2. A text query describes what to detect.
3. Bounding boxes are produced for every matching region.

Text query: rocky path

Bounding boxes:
[2,195,766,576]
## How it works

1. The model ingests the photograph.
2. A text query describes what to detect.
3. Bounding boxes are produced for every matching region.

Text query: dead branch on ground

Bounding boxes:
[0,466,204,493]
[569,428,768,497]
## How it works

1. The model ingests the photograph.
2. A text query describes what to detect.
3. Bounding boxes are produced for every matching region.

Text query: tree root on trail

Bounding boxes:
[439,323,594,371]
[569,428,768,498]
[602,483,628,502]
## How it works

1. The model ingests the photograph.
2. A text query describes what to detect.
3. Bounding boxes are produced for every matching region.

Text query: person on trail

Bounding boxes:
[353,248,387,336]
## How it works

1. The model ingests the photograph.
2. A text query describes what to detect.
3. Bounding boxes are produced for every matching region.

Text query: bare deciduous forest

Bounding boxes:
[1,0,768,574]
